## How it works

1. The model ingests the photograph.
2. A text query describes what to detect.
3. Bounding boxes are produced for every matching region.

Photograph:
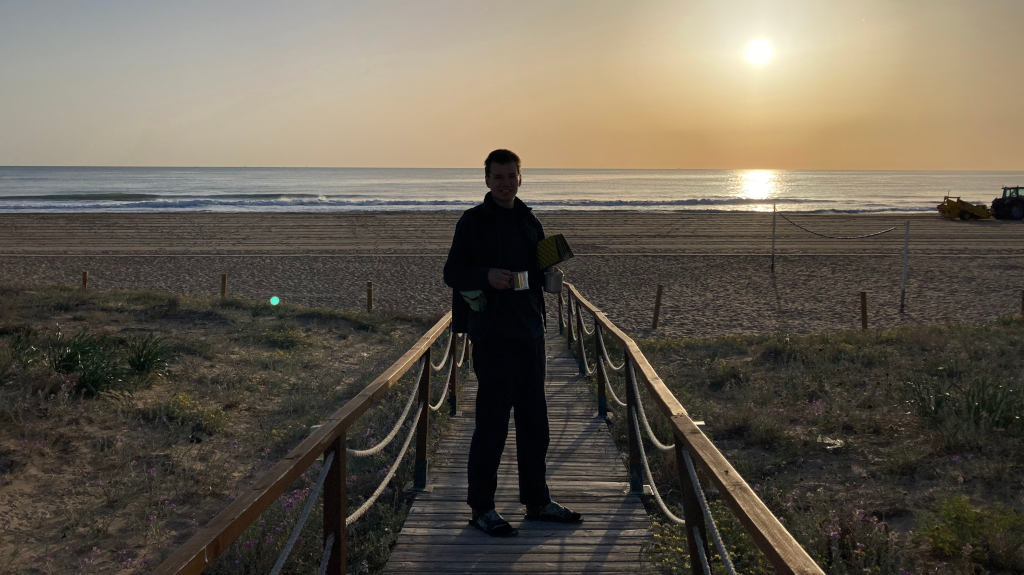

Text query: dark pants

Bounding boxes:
[467,335,551,512]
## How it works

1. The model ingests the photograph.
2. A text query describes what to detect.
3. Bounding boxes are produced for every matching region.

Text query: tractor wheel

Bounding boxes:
[959,211,970,221]
[1012,203,1024,220]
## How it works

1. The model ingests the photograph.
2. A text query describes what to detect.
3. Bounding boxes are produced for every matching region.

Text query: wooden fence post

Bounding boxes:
[366,281,373,312]
[770,204,777,273]
[220,274,227,298]
[900,221,909,313]
[1020,290,1023,317]
[81,271,88,291]
[323,434,346,575]
[413,352,430,491]
[860,291,868,330]
[652,284,664,330]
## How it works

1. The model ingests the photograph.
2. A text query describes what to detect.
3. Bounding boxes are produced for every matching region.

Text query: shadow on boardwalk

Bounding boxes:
[383,326,653,574]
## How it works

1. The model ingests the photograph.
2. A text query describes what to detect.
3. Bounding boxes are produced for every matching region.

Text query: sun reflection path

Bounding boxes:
[740,170,777,200]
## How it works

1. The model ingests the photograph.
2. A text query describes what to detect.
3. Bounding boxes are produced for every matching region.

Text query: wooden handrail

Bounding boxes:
[563,282,824,575]
[156,312,454,575]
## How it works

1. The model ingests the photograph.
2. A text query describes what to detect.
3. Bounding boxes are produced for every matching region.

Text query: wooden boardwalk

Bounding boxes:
[383,327,653,574]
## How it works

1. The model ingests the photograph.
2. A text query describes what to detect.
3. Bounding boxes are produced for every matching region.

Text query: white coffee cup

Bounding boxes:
[512,270,529,291]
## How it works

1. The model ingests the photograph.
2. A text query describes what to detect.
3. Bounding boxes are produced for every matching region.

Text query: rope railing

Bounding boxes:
[429,330,454,371]
[346,407,422,526]
[629,402,685,525]
[269,450,336,575]
[561,282,824,575]
[625,351,735,572]
[454,333,469,368]
[565,292,578,344]
[599,359,628,408]
[347,359,424,457]
[681,448,738,575]
[429,360,453,412]
[628,361,675,452]
[156,315,462,575]
[693,530,713,575]
[596,326,625,372]
[315,533,336,575]
[576,299,595,336]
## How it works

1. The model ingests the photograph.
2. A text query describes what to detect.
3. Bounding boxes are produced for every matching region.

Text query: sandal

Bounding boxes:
[524,501,583,523]
[469,509,518,537]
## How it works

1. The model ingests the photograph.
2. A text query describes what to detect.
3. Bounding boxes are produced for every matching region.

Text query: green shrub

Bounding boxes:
[922,496,1024,572]
[9,326,41,368]
[148,393,228,435]
[47,326,124,395]
[753,335,803,366]
[76,348,124,396]
[253,324,306,350]
[126,334,168,374]
[900,376,1024,447]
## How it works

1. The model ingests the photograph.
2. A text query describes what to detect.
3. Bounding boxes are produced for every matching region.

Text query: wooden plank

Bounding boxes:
[382,327,653,575]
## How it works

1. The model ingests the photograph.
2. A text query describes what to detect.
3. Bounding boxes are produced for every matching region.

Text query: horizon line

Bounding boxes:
[2,165,1024,173]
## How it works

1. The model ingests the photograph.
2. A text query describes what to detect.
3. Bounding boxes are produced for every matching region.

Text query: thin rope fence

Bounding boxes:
[777,212,896,239]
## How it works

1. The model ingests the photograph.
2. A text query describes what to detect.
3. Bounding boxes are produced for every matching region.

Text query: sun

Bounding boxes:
[745,38,773,66]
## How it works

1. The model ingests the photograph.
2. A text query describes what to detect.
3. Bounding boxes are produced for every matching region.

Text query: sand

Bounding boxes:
[2,211,1024,339]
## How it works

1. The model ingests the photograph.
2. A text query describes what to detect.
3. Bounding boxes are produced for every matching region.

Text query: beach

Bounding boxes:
[2,212,1024,339]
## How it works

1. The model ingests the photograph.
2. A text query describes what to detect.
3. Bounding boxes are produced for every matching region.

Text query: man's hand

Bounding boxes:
[487,268,514,290]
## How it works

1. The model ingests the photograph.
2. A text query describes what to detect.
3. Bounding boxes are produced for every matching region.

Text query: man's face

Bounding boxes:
[485,162,521,209]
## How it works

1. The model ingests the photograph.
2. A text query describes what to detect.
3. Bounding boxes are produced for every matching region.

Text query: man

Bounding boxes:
[443,149,582,537]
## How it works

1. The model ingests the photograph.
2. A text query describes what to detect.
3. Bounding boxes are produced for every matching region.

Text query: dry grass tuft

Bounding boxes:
[0,284,452,574]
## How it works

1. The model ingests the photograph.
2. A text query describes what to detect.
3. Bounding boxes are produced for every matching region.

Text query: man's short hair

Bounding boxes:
[485,149,521,177]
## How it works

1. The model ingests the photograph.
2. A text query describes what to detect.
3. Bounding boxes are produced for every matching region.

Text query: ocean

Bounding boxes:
[0,166,1020,214]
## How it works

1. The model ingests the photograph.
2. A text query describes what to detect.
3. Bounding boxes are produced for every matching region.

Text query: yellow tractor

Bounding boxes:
[937,196,992,220]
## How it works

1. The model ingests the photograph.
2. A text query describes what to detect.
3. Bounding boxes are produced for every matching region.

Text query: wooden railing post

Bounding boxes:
[625,356,643,495]
[413,352,430,491]
[652,284,664,330]
[366,281,373,312]
[574,301,587,375]
[323,434,346,575]
[860,291,868,330]
[81,271,88,291]
[447,332,459,417]
[557,291,564,335]
[595,324,608,419]
[220,274,227,298]
[674,434,710,575]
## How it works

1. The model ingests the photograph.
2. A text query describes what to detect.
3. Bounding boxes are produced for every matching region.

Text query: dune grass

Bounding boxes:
[0,284,461,574]
[588,316,1024,574]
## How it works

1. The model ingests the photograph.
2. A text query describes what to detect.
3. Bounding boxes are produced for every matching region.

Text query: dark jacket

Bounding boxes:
[443,193,545,340]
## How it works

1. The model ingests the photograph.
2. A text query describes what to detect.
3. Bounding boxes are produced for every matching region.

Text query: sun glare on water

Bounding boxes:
[739,170,778,203]
[745,38,773,66]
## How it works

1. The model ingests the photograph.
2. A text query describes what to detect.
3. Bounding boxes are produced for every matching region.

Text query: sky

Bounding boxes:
[1,0,1022,170]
